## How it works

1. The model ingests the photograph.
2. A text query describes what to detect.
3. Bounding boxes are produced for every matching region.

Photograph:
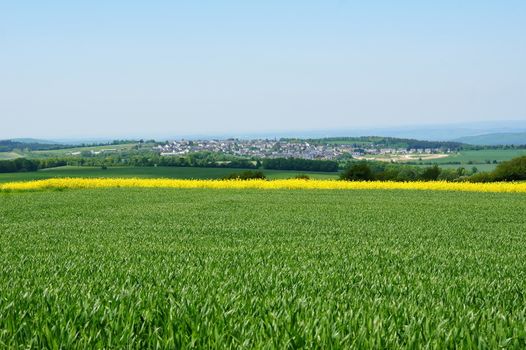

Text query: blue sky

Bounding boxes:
[1,0,525,139]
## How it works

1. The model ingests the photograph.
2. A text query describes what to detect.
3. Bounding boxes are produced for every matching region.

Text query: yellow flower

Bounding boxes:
[1,178,526,193]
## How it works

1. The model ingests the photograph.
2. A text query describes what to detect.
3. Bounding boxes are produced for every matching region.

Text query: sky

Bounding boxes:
[1,0,525,139]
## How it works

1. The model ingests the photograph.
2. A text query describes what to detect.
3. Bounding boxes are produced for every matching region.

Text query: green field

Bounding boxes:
[1,188,526,348]
[423,149,526,168]
[0,166,339,183]
[415,162,498,172]
[356,149,524,172]
[0,151,22,160]
[0,142,147,160]
[23,143,143,158]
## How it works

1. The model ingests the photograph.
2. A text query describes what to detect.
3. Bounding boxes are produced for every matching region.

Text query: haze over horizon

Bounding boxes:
[1,1,525,140]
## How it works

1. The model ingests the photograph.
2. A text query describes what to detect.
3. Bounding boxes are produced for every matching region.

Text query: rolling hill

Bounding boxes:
[455,132,526,146]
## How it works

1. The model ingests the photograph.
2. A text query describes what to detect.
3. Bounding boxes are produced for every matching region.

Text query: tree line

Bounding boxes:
[340,156,526,182]
[0,158,67,173]
[0,155,339,173]
[340,162,466,182]
[469,156,526,182]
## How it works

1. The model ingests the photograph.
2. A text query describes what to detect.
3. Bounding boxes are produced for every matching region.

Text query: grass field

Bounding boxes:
[22,143,143,158]
[418,149,526,169]
[0,151,22,160]
[0,143,143,160]
[1,188,526,348]
[0,166,339,183]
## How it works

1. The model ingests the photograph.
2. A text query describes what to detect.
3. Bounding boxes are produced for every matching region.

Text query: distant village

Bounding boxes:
[155,139,451,161]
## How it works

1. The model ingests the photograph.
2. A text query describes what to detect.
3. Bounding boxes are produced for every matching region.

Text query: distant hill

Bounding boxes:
[222,120,526,142]
[10,138,63,145]
[0,140,71,152]
[454,132,526,146]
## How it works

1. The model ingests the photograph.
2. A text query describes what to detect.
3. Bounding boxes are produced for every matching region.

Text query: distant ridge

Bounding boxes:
[10,138,62,144]
[454,132,526,146]
[0,139,71,152]
[5,120,526,145]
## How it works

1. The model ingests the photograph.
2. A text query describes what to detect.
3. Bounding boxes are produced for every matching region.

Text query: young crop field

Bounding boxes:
[1,188,526,348]
[0,166,339,183]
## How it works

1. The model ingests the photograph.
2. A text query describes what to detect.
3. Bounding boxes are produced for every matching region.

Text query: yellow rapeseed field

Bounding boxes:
[1,178,526,193]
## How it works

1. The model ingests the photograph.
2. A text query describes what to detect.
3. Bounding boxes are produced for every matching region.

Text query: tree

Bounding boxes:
[0,158,39,173]
[420,165,441,181]
[438,168,458,181]
[222,170,266,180]
[340,161,374,181]
[396,168,418,181]
[492,156,526,181]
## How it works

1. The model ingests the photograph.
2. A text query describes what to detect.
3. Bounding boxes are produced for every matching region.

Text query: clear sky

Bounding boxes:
[1,0,525,139]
